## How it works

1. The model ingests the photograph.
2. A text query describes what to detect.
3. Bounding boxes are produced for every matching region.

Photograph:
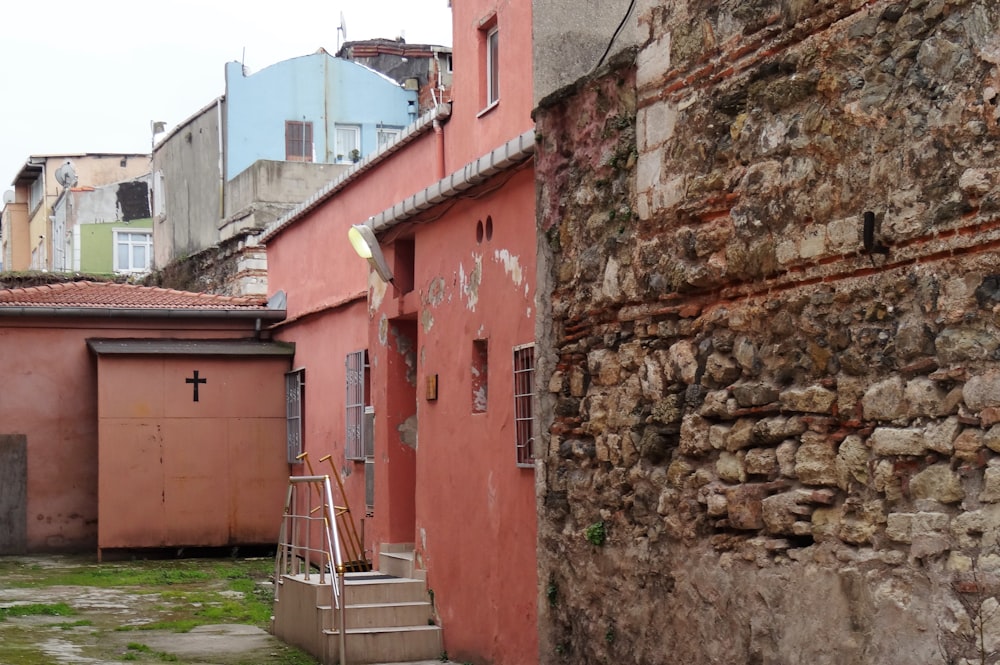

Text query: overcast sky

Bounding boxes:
[0,0,453,191]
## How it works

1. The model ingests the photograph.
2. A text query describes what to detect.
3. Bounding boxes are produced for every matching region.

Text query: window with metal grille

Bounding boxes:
[513,344,535,466]
[285,368,305,463]
[346,350,369,461]
[285,120,313,162]
[472,339,489,413]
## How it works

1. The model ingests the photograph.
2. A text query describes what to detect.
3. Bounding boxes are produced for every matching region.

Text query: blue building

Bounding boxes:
[152,48,418,286]
[225,48,418,179]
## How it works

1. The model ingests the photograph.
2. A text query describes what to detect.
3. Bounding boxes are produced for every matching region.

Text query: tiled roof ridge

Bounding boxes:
[0,280,269,309]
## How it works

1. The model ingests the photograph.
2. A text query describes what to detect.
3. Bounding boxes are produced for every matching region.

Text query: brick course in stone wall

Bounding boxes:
[535,1,1000,663]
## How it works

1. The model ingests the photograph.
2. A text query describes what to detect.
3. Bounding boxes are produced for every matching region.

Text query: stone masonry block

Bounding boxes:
[886,513,913,542]
[870,427,926,456]
[636,32,671,89]
[640,100,678,151]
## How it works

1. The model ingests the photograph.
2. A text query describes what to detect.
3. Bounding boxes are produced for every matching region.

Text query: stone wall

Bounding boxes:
[534,1,1000,663]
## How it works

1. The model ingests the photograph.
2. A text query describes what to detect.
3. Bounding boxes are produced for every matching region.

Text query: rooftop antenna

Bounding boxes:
[241,46,249,76]
[337,12,347,51]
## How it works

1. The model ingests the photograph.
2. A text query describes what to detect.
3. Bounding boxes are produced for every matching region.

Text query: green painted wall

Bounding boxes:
[78,219,153,275]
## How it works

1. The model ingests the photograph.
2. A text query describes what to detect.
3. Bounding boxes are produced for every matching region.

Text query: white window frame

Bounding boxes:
[286,368,305,464]
[486,25,500,107]
[335,125,362,163]
[513,343,535,467]
[376,126,402,151]
[113,228,152,274]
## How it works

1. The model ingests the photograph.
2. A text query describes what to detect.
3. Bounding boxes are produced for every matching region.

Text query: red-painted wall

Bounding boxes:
[370,167,538,665]
[0,318,267,552]
[263,0,538,661]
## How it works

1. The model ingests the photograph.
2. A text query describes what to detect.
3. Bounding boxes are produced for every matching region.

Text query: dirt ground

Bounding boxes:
[0,553,317,665]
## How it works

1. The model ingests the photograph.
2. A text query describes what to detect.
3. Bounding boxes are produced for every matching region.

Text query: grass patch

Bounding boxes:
[124,642,179,662]
[54,619,94,630]
[0,602,75,620]
[17,565,212,589]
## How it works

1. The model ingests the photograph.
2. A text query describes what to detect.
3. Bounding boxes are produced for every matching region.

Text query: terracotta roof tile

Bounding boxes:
[0,281,270,310]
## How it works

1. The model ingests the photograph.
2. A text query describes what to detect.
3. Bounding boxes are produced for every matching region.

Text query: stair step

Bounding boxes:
[323,624,443,664]
[344,577,429,605]
[319,600,434,630]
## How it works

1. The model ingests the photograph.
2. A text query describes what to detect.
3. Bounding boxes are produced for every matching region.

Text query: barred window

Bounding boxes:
[346,350,369,461]
[513,344,535,467]
[285,369,305,463]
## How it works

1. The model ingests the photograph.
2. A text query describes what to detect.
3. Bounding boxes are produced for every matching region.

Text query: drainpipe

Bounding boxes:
[217,98,225,220]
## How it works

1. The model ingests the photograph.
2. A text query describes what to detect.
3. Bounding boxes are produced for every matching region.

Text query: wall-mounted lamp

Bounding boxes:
[348,223,394,283]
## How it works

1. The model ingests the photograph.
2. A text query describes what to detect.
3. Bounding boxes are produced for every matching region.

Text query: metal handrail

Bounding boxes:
[275,474,347,665]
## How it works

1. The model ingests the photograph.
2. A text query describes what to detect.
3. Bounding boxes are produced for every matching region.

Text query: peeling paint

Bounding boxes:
[493,248,524,286]
[426,276,446,306]
[460,254,483,311]
[421,307,435,333]
[378,314,389,346]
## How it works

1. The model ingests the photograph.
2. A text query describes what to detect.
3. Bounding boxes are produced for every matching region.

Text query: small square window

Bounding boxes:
[377,127,402,150]
[113,230,152,274]
[335,125,362,163]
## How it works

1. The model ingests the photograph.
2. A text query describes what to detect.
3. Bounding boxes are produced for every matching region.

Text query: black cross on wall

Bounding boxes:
[185,370,207,402]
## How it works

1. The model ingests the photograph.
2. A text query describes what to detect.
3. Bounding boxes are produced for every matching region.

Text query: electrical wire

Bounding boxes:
[591,0,637,75]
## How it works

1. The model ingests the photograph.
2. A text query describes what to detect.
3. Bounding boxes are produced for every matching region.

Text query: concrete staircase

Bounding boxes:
[272,545,441,664]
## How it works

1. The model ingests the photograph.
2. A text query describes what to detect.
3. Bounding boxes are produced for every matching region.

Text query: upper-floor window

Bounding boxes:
[114,230,152,274]
[486,26,500,107]
[285,121,313,162]
[29,177,44,213]
[377,127,402,151]
[335,125,361,163]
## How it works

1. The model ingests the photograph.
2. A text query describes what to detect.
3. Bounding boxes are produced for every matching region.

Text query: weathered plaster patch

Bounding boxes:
[493,248,524,286]
[398,413,418,449]
[378,314,389,346]
[426,276,446,306]
[421,308,435,333]
[369,272,389,311]
[460,254,483,311]
[391,324,418,387]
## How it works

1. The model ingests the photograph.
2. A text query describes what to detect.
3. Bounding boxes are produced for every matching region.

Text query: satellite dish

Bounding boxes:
[2,190,13,205]
[55,161,78,188]
[338,12,348,49]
